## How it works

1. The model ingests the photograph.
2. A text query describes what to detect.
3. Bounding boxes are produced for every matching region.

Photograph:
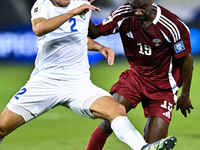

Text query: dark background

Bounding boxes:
[0,0,199,63]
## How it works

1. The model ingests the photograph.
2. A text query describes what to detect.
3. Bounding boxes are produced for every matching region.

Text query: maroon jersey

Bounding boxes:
[98,3,191,98]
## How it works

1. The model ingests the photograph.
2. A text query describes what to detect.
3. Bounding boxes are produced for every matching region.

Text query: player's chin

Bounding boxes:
[134,15,146,21]
[59,0,71,7]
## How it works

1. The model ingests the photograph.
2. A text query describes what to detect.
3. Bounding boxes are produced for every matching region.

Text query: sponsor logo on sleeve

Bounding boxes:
[34,6,40,14]
[102,16,113,25]
[174,41,185,53]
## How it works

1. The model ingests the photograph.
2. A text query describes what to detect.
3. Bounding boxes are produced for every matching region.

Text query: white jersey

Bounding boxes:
[30,0,92,80]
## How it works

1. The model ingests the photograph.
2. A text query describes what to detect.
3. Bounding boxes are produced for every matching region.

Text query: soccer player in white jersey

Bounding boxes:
[0,0,177,149]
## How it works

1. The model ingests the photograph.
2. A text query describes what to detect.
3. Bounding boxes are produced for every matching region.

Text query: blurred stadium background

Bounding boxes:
[0,0,200,64]
[0,0,200,150]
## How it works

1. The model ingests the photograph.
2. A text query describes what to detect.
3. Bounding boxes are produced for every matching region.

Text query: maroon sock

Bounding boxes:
[85,126,110,150]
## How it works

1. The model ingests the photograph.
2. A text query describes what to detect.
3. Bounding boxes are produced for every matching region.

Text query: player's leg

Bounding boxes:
[144,116,169,143]
[86,93,133,150]
[68,80,176,150]
[89,95,177,150]
[0,74,63,145]
[89,95,147,150]
[142,97,174,143]
[0,107,26,143]
[99,93,133,134]
[141,135,177,150]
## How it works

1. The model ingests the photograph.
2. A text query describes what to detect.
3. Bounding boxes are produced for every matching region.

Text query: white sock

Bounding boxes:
[111,116,146,150]
[0,138,4,144]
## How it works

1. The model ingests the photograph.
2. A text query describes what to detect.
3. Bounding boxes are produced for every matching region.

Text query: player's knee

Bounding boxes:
[99,119,113,134]
[116,103,126,116]
[110,103,126,119]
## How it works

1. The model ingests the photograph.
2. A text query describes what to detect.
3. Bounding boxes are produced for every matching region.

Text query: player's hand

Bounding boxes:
[89,0,95,3]
[85,0,95,3]
[176,95,194,117]
[99,46,115,66]
[72,4,100,16]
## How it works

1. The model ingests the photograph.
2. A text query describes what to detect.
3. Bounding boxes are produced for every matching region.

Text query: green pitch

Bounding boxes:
[0,56,199,150]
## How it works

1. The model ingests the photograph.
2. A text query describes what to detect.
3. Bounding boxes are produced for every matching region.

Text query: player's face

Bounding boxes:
[52,0,71,7]
[129,0,153,21]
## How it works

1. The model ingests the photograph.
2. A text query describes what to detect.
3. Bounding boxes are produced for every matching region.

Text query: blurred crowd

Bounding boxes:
[0,0,199,27]
[0,0,199,57]
[0,0,35,25]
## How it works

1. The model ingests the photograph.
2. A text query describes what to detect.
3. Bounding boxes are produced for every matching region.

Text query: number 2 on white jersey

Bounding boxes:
[69,18,78,32]
[15,88,27,100]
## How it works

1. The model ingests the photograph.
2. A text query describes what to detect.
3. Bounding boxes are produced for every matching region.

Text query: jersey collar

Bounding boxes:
[152,3,161,25]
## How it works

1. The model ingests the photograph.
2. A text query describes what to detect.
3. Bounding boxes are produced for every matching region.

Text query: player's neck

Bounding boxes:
[141,6,157,28]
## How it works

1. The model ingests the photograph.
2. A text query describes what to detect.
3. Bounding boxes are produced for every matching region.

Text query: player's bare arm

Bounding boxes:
[88,20,102,39]
[176,51,194,117]
[32,4,100,36]
[87,36,114,66]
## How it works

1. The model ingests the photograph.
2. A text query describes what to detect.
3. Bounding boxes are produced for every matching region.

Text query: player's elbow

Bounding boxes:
[32,27,47,36]
[88,30,98,39]
[88,27,101,39]
[33,30,45,36]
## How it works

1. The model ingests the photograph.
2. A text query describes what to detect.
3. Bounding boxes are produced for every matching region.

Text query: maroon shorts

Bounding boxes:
[110,69,177,123]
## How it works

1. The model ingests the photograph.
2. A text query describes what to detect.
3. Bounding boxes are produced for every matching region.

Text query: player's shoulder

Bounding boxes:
[105,2,132,23]
[31,0,52,16]
[157,4,181,22]
[111,2,132,17]
[155,3,189,30]
[155,3,190,42]
[32,0,53,11]
[100,2,132,28]
[33,0,51,6]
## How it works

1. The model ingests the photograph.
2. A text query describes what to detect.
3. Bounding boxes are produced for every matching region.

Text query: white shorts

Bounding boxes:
[7,74,111,122]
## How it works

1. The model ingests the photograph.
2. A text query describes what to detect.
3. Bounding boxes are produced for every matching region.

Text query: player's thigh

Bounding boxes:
[113,92,133,113]
[143,99,174,124]
[7,74,62,122]
[62,80,124,120]
[110,70,142,112]
[90,95,126,121]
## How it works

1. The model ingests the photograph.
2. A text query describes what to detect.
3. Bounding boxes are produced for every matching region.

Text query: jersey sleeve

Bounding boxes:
[97,13,119,35]
[172,19,192,59]
[97,3,131,36]
[31,1,49,21]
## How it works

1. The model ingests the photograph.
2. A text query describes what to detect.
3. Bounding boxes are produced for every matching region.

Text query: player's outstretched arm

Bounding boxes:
[176,52,194,117]
[32,4,100,36]
[87,36,114,66]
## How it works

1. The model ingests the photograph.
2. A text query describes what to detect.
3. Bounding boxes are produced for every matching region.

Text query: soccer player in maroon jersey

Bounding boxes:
[86,0,194,149]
